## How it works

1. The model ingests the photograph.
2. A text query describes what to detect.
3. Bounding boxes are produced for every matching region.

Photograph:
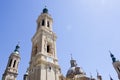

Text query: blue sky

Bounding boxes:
[0,0,120,80]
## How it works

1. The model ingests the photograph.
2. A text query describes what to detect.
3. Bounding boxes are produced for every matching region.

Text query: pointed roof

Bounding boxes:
[109,51,116,63]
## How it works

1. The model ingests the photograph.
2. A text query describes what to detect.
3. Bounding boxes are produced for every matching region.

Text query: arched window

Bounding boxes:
[9,59,12,67]
[42,20,45,26]
[117,67,120,73]
[13,60,16,68]
[47,45,50,53]
[47,21,50,27]
[48,66,51,71]
[34,46,38,55]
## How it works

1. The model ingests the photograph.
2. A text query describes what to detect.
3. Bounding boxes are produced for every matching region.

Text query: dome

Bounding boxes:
[43,7,48,13]
[66,58,86,78]
[66,66,85,78]
[66,67,76,78]
[10,51,20,57]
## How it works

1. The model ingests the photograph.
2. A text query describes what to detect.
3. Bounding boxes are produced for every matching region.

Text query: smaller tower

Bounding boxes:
[110,51,120,80]
[2,44,21,80]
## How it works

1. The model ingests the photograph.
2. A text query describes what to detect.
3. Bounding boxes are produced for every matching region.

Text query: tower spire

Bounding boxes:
[109,51,116,63]
[110,51,120,79]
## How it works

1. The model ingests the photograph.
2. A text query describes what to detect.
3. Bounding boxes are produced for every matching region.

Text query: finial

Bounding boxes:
[96,69,99,76]
[14,42,20,52]
[90,72,93,79]
[109,51,116,63]
[109,50,113,57]
[70,53,73,60]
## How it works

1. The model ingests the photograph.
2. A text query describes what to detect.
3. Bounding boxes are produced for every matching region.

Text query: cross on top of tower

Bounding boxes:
[14,43,20,53]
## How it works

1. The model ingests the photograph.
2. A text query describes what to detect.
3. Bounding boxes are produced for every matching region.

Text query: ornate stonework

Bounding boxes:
[25,7,61,80]
[2,44,20,80]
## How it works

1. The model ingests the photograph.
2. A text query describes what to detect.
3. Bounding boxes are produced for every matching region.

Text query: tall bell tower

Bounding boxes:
[110,51,120,80]
[27,7,61,80]
[2,44,20,80]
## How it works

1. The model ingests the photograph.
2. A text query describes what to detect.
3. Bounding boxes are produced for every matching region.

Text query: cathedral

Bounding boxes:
[1,7,120,80]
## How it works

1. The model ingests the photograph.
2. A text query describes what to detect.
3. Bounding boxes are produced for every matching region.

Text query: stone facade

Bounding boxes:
[2,7,103,80]
[25,8,62,80]
[2,44,20,80]
[110,52,120,80]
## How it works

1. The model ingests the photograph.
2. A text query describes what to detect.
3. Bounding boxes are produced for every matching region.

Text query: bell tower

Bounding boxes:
[2,44,20,80]
[110,51,120,80]
[27,7,61,80]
